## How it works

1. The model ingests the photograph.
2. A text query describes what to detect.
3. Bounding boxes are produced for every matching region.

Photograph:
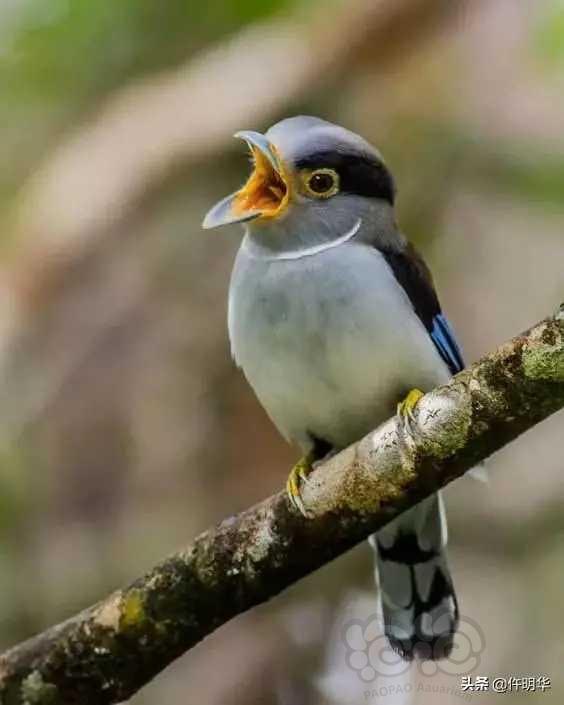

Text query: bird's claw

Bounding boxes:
[397,388,425,447]
[286,453,314,517]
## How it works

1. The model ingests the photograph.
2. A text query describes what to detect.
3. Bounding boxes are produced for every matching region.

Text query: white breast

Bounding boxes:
[228,240,450,451]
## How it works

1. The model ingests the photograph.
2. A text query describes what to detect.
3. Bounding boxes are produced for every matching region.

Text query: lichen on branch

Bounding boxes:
[0,304,563,705]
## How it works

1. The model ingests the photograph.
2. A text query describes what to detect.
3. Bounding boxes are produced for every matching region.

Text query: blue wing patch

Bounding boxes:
[377,243,465,376]
[430,314,465,375]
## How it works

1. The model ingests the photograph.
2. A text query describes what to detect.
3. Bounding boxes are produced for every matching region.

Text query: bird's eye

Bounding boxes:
[304,169,339,198]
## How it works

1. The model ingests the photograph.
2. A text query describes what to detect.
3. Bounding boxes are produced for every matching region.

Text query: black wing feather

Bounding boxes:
[380,243,464,375]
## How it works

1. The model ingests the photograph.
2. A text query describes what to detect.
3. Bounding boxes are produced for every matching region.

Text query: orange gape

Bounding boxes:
[233,146,288,217]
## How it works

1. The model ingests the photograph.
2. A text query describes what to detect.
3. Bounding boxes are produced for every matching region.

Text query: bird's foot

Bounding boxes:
[397,388,425,423]
[397,388,425,452]
[286,451,315,517]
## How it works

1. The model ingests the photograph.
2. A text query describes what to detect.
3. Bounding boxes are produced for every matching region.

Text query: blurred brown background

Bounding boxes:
[0,0,563,703]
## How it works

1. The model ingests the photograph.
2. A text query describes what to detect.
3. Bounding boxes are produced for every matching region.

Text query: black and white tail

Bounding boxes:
[370,493,458,660]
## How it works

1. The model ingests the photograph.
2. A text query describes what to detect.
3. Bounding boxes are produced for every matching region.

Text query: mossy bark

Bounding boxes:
[1,305,563,705]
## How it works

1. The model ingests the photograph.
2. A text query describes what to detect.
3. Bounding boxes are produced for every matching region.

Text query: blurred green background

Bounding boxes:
[0,0,563,703]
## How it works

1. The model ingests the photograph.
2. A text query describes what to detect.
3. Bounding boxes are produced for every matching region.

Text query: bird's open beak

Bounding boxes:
[202,131,290,229]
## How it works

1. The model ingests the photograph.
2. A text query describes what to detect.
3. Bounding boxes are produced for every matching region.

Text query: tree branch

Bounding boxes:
[1,304,563,705]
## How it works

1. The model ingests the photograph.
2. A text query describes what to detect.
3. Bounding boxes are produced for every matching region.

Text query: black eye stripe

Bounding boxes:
[295,150,395,204]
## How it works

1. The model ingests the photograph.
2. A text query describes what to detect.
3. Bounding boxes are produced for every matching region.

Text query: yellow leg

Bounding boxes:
[396,388,425,450]
[286,450,316,516]
[397,388,425,419]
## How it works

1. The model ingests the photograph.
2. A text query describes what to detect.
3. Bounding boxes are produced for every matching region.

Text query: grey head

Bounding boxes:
[203,116,400,255]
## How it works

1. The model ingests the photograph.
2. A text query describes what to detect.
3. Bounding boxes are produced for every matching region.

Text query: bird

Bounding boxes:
[203,116,463,660]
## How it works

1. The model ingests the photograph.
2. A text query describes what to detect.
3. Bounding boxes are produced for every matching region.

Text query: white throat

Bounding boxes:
[245,219,362,262]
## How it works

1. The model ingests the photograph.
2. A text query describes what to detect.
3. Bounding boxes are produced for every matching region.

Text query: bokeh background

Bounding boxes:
[0,0,563,703]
